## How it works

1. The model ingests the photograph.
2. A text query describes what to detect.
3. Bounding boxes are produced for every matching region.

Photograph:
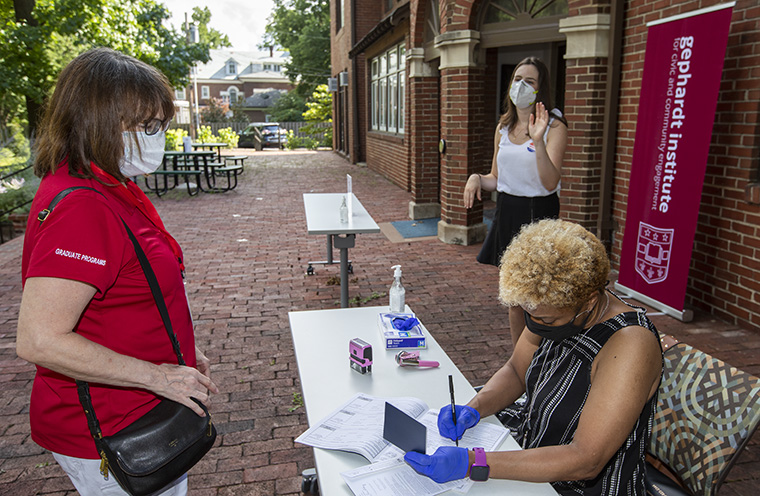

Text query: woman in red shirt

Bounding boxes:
[16,48,218,495]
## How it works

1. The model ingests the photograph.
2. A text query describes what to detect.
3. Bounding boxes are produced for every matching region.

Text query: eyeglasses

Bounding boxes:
[142,118,170,136]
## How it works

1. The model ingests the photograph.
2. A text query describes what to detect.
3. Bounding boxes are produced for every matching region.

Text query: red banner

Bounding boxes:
[617,4,734,318]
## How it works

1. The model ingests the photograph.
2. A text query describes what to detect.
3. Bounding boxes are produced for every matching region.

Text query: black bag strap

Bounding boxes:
[38,186,103,223]
[38,186,187,447]
[121,218,185,365]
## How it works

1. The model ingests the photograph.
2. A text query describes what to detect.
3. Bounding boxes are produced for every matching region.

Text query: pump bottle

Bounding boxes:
[339,195,349,224]
[389,265,405,313]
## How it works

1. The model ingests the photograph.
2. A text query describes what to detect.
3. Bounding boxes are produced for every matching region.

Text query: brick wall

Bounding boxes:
[367,133,409,189]
[341,0,760,329]
[613,0,760,330]
[408,76,440,204]
[560,57,608,227]
[439,65,489,227]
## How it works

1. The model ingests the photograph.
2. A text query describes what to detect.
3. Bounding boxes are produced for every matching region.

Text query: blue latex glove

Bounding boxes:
[437,404,480,441]
[392,316,420,330]
[404,446,470,483]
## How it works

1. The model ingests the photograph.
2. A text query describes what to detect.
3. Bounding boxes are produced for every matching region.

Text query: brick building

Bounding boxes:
[330,0,760,331]
[175,49,293,124]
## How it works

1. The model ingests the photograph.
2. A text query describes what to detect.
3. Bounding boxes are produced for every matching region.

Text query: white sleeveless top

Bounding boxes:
[496,109,562,197]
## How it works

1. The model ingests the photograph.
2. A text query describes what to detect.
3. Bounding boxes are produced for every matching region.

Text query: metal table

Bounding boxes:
[303,193,380,308]
[289,305,559,496]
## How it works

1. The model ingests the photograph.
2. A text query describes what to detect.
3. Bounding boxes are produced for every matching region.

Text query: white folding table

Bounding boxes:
[289,305,559,496]
[302,193,380,307]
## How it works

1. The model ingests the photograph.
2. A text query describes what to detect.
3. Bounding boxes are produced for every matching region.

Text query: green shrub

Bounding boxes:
[285,130,303,150]
[319,127,333,148]
[217,127,239,148]
[303,137,319,150]
[0,150,37,219]
[165,128,188,151]
[197,125,215,143]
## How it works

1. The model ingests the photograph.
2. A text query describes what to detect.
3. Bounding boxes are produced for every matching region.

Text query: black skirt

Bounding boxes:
[477,192,560,266]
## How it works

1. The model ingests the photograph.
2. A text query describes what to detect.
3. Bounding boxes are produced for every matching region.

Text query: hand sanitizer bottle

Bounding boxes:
[339,195,348,224]
[389,265,405,313]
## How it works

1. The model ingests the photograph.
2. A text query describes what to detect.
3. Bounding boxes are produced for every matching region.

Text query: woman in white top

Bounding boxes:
[463,57,568,344]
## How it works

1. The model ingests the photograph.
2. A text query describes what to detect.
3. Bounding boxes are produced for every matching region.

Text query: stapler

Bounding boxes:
[395,350,439,368]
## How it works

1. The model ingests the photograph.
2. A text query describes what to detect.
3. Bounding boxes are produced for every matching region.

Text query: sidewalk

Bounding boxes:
[0,149,757,495]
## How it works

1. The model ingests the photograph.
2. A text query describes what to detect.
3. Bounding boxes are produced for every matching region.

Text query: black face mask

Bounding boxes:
[523,307,592,342]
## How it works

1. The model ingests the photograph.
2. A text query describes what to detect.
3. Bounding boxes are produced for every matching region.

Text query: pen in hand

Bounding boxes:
[449,374,458,447]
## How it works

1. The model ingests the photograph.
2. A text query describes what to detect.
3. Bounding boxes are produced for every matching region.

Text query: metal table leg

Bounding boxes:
[306,235,352,275]
[333,234,355,308]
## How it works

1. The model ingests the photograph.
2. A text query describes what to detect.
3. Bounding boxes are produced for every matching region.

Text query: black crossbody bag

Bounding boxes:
[40,186,216,496]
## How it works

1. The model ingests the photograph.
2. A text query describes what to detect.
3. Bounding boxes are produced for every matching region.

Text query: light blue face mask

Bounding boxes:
[120,131,166,177]
[509,79,538,109]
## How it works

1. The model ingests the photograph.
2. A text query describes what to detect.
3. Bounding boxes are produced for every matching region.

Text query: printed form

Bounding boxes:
[295,393,510,496]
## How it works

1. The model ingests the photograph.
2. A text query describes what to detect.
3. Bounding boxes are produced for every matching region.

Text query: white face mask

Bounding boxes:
[120,131,166,177]
[509,79,538,109]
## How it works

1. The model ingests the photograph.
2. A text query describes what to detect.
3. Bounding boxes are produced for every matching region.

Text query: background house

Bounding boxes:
[330,0,760,331]
[174,48,294,124]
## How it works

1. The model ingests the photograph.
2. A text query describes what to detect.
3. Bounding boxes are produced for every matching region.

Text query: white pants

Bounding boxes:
[52,452,188,496]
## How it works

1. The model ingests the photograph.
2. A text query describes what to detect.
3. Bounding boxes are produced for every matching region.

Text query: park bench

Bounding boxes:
[223,155,247,174]
[223,155,247,166]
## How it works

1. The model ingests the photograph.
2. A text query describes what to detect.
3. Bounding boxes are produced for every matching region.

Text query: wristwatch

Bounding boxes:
[470,447,490,481]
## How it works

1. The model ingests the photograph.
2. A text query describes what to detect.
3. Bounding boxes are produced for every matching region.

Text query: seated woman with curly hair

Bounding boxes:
[405,219,663,496]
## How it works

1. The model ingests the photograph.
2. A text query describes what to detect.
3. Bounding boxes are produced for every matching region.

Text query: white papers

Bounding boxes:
[296,393,511,496]
[341,458,468,496]
[295,393,428,462]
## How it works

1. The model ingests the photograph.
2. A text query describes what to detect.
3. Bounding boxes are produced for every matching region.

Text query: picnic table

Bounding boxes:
[191,142,227,161]
[144,151,243,196]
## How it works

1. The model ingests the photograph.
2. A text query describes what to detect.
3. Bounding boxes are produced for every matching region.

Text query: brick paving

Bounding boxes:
[0,149,758,495]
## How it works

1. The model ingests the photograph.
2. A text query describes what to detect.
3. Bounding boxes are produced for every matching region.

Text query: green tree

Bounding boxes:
[263,0,330,97]
[270,90,307,122]
[228,99,249,123]
[200,98,229,123]
[302,84,332,123]
[301,84,332,147]
[191,6,230,49]
[0,0,213,136]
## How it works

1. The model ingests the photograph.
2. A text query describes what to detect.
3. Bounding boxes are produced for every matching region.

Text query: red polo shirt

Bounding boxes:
[21,163,196,458]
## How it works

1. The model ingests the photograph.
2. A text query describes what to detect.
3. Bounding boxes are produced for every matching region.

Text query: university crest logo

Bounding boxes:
[635,222,673,284]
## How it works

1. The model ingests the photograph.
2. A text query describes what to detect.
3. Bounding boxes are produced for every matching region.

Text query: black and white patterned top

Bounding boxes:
[501,300,660,496]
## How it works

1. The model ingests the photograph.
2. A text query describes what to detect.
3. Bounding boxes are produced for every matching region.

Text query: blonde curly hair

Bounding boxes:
[498,219,610,311]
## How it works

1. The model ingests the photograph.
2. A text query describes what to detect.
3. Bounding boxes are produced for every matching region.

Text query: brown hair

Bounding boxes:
[34,47,175,181]
[498,57,566,132]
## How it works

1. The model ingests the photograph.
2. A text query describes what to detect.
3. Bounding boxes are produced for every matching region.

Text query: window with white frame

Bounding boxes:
[228,87,239,103]
[227,60,237,75]
[175,88,186,100]
[370,43,405,134]
[201,86,210,99]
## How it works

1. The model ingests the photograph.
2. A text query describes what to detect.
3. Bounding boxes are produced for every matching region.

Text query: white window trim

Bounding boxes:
[201,86,210,99]
[227,86,241,103]
[370,43,406,135]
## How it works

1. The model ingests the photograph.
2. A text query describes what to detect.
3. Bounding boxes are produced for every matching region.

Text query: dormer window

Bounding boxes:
[227,60,237,75]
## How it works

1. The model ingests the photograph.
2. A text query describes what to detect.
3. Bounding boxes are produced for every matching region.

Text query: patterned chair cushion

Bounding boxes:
[648,341,760,496]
